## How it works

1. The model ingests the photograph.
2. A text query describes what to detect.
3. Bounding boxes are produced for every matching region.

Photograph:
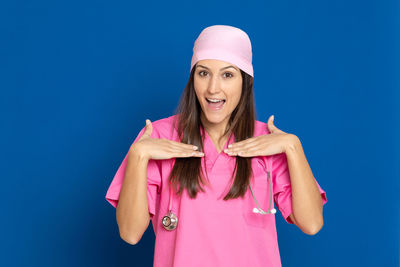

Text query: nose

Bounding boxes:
[207,76,221,95]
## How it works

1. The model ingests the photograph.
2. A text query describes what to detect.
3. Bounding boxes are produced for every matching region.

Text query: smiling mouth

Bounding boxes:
[206,98,226,103]
[205,98,226,110]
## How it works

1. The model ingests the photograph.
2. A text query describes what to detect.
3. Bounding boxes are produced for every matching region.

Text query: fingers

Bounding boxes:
[167,139,201,151]
[224,141,260,155]
[226,137,257,150]
[175,145,205,158]
[188,151,205,157]
[169,149,204,158]
[164,139,205,158]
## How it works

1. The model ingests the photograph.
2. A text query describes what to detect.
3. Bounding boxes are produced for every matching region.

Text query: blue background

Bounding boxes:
[1,0,399,266]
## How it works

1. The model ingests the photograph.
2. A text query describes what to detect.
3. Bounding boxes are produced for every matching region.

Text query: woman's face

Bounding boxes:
[194,59,243,129]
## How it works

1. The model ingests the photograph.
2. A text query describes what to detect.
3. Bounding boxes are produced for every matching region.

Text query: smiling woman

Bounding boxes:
[105,24,327,267]
[194,59,243,125]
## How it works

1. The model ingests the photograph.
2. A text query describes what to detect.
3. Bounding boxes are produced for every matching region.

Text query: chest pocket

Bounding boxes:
[242,157,275,228]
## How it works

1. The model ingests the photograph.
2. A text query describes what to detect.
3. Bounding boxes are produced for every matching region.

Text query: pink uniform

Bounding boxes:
[105,114,328,267]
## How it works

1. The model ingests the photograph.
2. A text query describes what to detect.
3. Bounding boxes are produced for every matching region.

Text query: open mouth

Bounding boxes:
[206,98,226,110]
[206,98,226,103]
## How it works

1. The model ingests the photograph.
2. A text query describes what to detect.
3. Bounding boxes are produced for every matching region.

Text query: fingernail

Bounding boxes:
[228,144,232,148]
[146,119,150,125]
[193,146,198,150]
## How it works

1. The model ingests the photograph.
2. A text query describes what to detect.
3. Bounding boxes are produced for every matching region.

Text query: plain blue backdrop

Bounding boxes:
[1,0,399,266]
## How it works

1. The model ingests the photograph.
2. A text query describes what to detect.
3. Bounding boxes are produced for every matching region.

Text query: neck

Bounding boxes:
[200,112,230,140]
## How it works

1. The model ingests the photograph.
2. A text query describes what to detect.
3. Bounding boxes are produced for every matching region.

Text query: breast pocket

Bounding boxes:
[242,158,275,228]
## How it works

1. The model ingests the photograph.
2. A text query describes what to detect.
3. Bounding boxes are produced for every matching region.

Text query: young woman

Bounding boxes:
[105,25,327,267]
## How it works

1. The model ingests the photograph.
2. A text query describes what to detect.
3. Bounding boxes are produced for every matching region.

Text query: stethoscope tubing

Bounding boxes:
[250,171,277,215]
[162,167,276,230]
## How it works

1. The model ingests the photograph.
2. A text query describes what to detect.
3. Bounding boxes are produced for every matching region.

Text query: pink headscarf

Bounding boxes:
[190,25,254,77]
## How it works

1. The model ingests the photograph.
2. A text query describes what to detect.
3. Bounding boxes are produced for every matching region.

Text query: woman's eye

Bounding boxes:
[198,71,207,77]
[198,71,233,78]
[224,72,233,78]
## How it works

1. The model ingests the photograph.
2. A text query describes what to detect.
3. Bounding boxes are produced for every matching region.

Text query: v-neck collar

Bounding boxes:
[205,130,230,154]
[201,126,235,173]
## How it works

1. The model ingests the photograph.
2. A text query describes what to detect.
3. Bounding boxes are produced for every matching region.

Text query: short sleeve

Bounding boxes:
[271,152,327,224]
[105,124,162,220]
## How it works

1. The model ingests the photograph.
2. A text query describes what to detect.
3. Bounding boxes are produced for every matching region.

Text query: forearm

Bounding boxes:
[116,149,151,244]
[284,135,324,235]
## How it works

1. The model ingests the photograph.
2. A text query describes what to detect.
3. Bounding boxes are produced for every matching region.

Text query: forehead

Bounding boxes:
[196,59,239,71]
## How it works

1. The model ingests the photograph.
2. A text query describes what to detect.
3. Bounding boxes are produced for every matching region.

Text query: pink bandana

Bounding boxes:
[190,25,254,77]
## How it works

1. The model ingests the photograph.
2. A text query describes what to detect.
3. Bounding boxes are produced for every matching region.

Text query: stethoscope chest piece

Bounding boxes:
[162,210,178,231]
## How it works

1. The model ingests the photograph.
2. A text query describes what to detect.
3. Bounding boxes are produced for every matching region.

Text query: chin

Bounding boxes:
[202,111,229,125]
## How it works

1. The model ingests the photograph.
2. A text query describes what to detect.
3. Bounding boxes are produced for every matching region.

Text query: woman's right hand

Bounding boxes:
[130,119,205,161]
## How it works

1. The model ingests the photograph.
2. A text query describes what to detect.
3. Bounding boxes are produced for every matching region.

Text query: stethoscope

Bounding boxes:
[162,169,277,231]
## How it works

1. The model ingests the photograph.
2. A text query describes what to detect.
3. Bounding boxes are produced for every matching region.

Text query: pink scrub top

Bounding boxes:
[105,114,328,267]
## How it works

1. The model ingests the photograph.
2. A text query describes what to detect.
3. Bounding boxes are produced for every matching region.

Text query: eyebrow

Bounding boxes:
[196,64,238,72]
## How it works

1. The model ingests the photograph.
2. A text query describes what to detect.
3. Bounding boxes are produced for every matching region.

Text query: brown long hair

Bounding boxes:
[169,63,256,201]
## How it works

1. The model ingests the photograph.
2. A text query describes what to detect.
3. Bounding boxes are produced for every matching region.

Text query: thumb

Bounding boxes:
[267,115,277,133]
[144,119,153,137]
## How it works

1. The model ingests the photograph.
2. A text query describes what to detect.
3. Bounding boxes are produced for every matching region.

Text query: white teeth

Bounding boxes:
[207,98,225,103]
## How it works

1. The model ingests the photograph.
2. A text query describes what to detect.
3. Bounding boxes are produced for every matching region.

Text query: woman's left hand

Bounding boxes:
[223,115,300,157]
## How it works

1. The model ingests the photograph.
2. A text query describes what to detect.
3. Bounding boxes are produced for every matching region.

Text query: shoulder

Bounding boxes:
[253,119,272,137]
[147,114,179,140]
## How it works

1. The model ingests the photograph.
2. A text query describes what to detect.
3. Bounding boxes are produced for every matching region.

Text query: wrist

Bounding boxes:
[129,143,150,162]
[283,134,301,154]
